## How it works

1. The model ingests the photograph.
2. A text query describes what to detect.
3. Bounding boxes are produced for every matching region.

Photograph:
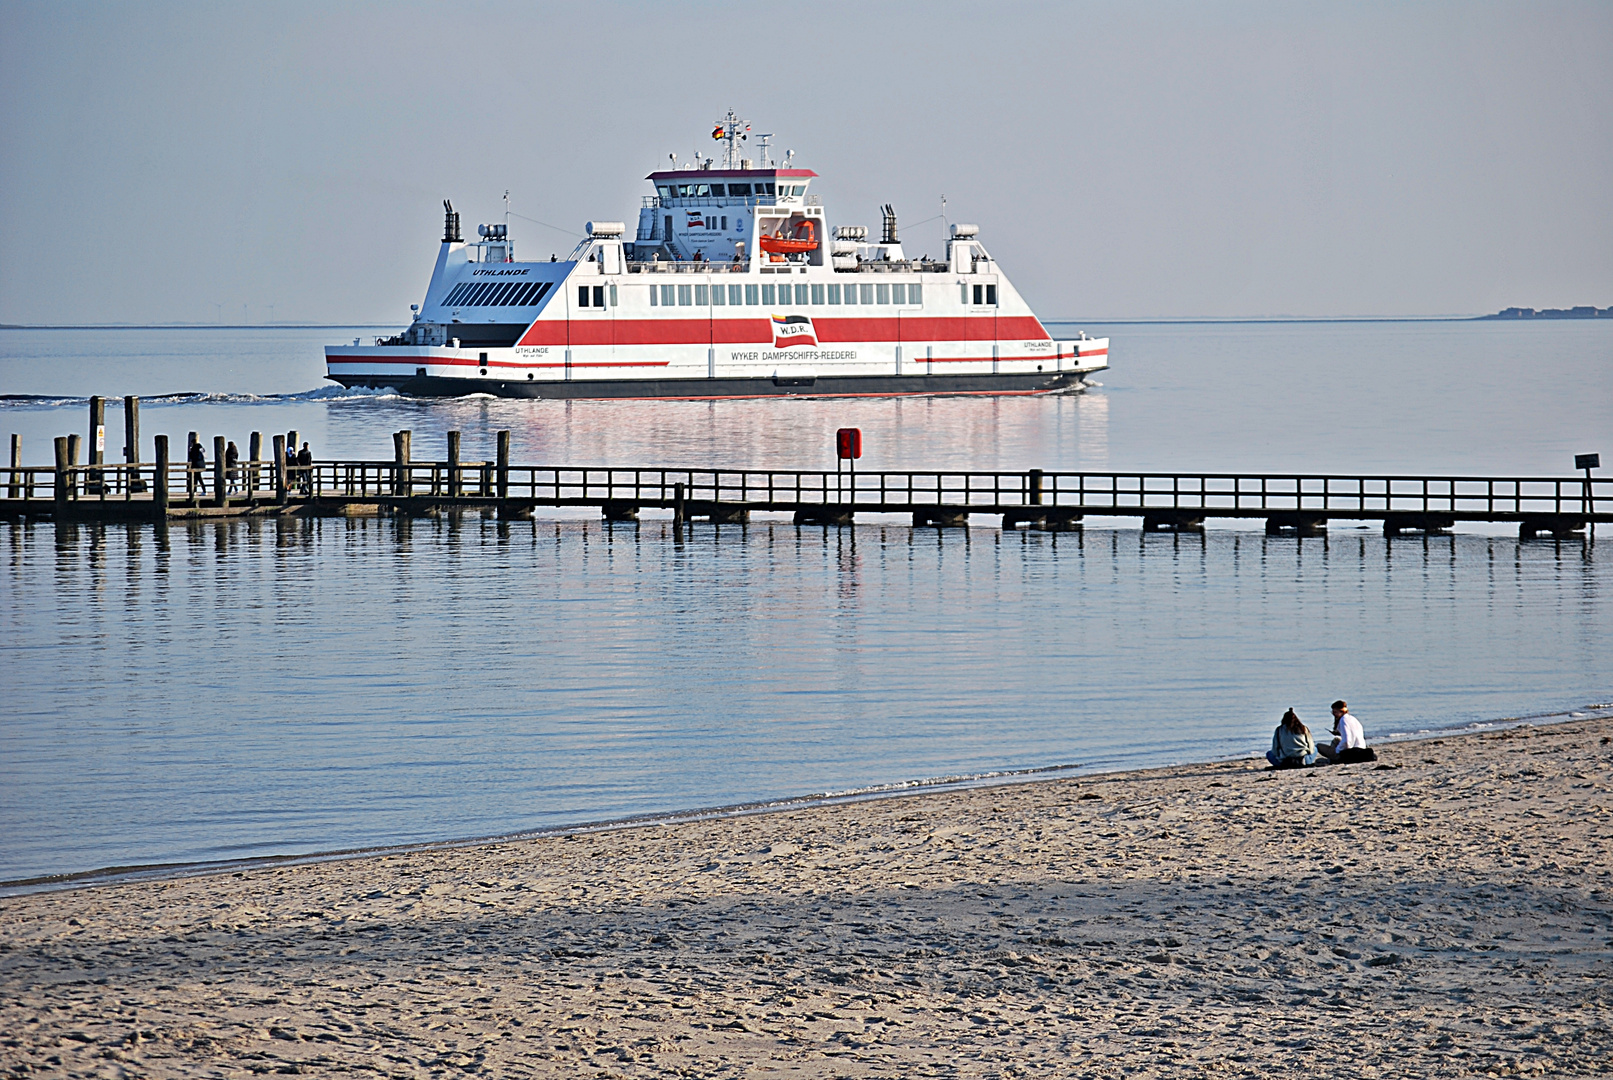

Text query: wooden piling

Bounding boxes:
[123,396,139,463]
[66,434,81,501]
[54,436,69,506]
[1028,468,1043,506]
[153,435,169,513]
[496,430,510,500]
[88,396,104,493]
[213,436,227,508]
[7,434,18,500]
[447,431,461,498]
[249,432,262,494]
[393,430,412,497]
[673,481,686,526]
[124,396,145,492]
[273,434,287,505]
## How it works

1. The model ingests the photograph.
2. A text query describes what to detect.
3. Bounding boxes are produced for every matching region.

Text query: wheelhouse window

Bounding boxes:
[709,184,726,197]
[728,183,751,196]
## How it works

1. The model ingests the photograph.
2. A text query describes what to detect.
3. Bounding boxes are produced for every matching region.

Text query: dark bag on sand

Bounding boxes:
[1336,746,1377,764]
[1274,756,1313,770]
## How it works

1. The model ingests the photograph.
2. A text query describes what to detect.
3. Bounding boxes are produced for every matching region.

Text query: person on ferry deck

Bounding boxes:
[1266,709,1318,769]
[1317,700,1375,764]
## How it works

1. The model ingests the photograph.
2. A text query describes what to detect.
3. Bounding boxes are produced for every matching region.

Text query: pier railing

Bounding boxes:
[7,459,1608,527]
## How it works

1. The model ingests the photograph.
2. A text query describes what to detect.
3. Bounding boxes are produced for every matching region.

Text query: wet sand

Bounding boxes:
[3,716,1610,1078]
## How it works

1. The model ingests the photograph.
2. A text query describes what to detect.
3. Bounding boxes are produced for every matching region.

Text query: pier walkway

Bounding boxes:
[3,430,1606,538]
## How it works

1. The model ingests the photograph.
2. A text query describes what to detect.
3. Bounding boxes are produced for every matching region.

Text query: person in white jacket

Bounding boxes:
[1317,700,1374,764]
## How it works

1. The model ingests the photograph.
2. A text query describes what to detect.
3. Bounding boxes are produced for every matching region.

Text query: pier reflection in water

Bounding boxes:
[1,513,1605,882]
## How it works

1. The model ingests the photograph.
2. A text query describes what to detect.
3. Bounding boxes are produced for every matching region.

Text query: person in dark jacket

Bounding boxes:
[187,439,206,497]
[224,441,240,494]
[296,442,313,495]
[1266,708,1318,769]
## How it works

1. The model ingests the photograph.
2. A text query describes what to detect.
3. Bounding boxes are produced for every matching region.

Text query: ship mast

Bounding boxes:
[713,110,752,170]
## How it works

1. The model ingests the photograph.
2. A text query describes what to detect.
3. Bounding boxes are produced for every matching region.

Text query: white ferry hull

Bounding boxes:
[327,365,1091,400]
[328,124,1109,400]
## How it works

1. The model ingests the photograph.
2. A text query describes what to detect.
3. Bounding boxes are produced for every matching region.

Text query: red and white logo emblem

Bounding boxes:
[772,314,817,348]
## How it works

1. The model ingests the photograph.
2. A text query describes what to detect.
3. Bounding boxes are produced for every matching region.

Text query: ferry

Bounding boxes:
[325,114,1108,399]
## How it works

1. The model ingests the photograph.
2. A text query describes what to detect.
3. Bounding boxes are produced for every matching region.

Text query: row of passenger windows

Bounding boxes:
[442,280,553,308]
[577,284,618,308]
[655,182,805,199]
[650,281,925,308]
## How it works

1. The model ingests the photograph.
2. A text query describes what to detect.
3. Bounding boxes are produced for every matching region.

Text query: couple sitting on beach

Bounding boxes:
[1267,700,1376,769]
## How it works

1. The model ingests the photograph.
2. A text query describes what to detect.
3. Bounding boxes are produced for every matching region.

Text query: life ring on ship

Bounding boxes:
[759,219,818,255]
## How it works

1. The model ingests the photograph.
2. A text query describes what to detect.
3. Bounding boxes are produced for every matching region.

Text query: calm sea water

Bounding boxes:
[2,320,1609,883]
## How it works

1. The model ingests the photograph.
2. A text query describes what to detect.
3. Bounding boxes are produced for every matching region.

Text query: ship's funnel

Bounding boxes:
[443,200,462,243]
[880,204,899,245]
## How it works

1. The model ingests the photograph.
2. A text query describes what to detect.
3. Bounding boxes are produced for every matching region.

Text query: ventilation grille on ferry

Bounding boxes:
[440,281,554,308]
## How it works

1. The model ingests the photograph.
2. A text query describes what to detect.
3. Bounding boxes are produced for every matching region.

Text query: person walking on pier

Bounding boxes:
[224,441,240,494]
[1317,700,1375,764]
[296,442,313,495]
[187,438,207,497]
[1266,709,1318,769]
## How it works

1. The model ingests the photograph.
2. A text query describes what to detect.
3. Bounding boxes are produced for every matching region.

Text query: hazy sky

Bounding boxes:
[2,1,1609,324]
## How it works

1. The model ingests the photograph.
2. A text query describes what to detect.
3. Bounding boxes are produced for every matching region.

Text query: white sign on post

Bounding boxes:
[95,425,105,452]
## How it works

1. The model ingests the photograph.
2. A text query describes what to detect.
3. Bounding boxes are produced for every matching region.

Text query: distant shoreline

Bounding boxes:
[1,310,1606,330]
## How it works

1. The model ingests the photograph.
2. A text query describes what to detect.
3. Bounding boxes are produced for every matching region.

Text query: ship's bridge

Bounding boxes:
[637,167,819,266]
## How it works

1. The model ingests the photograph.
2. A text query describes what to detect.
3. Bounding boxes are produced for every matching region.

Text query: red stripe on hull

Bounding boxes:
[517,313,1052,347]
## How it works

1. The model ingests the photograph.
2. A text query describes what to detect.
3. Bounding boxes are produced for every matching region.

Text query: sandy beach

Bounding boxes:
[3,716,1610,1078]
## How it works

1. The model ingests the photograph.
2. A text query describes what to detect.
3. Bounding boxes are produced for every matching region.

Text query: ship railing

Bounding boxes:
[628,260,748,274]
[640,195,808,211]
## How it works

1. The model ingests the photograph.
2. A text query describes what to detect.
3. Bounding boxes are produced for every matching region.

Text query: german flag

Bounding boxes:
[712,125,724,140]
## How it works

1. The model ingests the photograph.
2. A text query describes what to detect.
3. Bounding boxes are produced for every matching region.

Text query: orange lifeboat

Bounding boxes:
[759,219,818,255]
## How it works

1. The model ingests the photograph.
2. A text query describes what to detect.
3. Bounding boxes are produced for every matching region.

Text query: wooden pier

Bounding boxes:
[3,427,1606,539]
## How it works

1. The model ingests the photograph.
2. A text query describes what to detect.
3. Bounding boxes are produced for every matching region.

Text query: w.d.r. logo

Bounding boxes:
[772,314,817,348]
